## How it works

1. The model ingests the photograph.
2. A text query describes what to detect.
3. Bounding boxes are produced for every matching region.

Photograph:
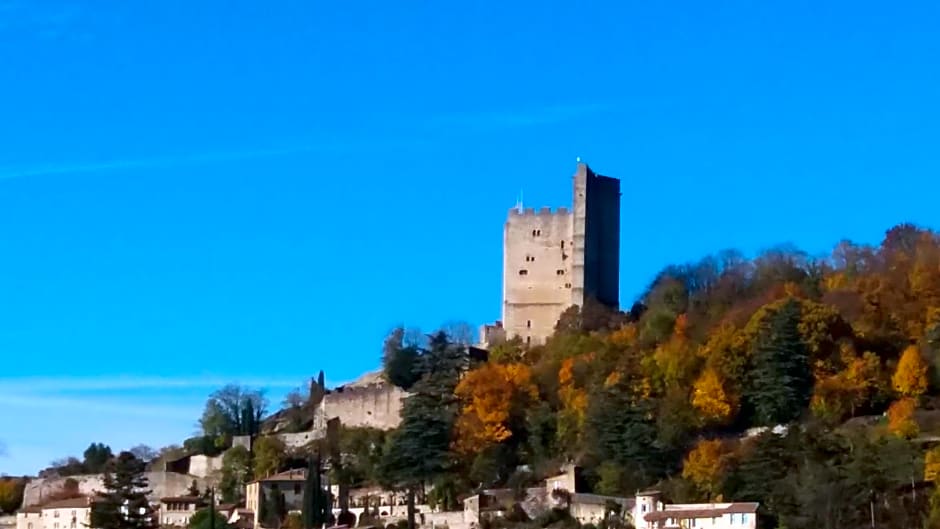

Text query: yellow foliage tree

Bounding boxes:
[691,368,737,425]
[682,439,728,499]
[454,362,538,454]
[925,447,940,483]
[887,397,919,439]
[892,345,928,398]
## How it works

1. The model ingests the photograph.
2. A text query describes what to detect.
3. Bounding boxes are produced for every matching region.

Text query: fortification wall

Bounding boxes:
[187,455,223,478]
[21,472,207,508]
[320,382,407,430]
[275,429,325,449]
[503,206,574,345]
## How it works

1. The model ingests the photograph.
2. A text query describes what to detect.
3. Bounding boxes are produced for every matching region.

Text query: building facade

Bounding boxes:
[16,498,91,529]
[500,162,620,346]
[632,491,758,529]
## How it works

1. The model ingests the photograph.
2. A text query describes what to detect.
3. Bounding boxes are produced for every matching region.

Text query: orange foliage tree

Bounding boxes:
[887,397,919,439]
[454,362,538,454]
[682,439,729,500]
[925,446,940,483]
[893,345,928,399]
[691,368,737,425]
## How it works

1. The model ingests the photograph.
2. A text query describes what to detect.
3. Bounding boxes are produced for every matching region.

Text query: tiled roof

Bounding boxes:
[644,503,759,522]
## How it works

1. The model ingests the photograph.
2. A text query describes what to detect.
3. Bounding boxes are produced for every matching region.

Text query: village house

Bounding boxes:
[15,498,92,529]
[632,490,758,529]
[158,496,207,527]
[245,469,307,529]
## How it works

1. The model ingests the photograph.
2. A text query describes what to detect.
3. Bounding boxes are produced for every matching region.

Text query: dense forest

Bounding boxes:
[374,223,940,529]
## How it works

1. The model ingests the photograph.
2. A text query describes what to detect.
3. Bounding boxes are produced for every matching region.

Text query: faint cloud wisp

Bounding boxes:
[427,102,614,130]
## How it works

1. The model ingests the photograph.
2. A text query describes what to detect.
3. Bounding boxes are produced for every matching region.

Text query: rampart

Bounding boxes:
[320,381,407,430]
[21,472,208,508]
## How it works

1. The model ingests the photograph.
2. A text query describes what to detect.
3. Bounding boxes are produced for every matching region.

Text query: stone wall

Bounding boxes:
[21,472,206,508]
[275,429,325,449]
[319,376,407,431]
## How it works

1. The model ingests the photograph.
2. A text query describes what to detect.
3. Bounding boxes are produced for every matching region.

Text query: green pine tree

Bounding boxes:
[745,298,813,426]
[379,331,463,529]
[90,452,158,529]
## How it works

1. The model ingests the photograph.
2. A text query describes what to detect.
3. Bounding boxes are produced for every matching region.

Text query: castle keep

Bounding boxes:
[498,162,621,345]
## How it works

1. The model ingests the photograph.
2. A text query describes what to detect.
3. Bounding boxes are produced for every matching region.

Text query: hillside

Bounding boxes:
[372,222,940,529]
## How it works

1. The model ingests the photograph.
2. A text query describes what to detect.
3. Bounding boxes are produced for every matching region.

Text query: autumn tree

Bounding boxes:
[892,345,928,399]
[0,478,26,514]
[691,368,737,425]
[887,397,919,438]
[682,439,729,500]
[454,363,538,453]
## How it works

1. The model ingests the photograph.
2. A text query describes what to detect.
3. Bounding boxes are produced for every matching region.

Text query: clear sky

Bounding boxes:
[1,0,940,476]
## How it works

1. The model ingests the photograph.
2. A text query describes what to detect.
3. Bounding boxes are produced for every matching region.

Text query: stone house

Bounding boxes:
[158,496,207,527]
[16,498,91,529]
[245,469,307,529]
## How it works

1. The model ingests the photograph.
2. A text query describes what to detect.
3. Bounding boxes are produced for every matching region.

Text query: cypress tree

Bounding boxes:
[302,456,328,529]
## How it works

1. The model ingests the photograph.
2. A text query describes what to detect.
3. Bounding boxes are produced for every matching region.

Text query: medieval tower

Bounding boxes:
[496,162,621,346]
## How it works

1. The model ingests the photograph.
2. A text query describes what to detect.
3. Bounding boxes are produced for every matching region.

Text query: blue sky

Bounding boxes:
[2,0,940,476]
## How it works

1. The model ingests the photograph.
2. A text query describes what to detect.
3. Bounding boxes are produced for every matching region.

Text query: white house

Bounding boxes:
[158,496,207,527]
[632,490,758,529]
[16,498,91,529]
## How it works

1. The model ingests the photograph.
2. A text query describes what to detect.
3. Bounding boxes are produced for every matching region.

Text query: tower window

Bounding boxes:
[527,320,532,328]
[564,282,571,288]
[560,241,565,249]
[519,269,528,276]
[526,336,531,346]
[556,269,565,276]
[532,229,541,236]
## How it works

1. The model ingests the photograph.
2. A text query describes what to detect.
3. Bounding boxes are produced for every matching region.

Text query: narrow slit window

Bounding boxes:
[527,320,532,328]
[519,269,528,276]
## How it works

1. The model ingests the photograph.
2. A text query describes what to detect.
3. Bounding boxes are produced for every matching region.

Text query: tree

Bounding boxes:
[887,398,919,439]
[682,439,728,500]
[91,452,158,529]
[83,442,114,473]
[892,345,928,398]
[0,478,26,514]
[691,368,736,425]
[379,331,463,529]
[302,456,329,529]
[188,508,232,529]
[262,485,287,529]
[453,363,538,453]
[382,327,422,391]
[253,437,287,479]
[200,385,268,439]
[219,445,252,504]
[744,299,813,426]
[128,445,157,464]
[282,389,309,434]
[924,446,940,482]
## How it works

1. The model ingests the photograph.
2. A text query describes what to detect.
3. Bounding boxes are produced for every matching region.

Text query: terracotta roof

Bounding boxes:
[19,506,42,514]
[41,498,92,509]
[644,503,759,522]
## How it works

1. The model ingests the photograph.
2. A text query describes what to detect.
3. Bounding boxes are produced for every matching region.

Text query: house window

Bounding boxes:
[531,229,541,236]
[641,505,646,513]
[564,282,571,288]
[690,518,696,527]
[742,514,749,524]
[294,484,301,494]
[519,269,528,276]
[556,269,565,276]
[561,241,565,249]
[526,320,532,328]
[526,336,531,346]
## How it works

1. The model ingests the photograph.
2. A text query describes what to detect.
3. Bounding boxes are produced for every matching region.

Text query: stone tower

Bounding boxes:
[499,162,620,345]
